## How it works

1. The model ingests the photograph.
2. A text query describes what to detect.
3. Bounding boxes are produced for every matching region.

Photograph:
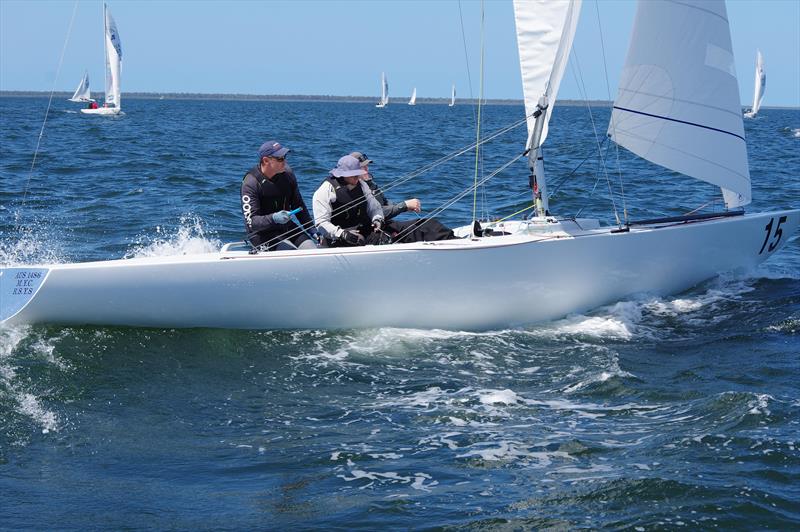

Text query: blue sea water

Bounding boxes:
[1,96,799,529]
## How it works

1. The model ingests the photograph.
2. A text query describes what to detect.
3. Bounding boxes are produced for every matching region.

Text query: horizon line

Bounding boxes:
[1,91,797,109]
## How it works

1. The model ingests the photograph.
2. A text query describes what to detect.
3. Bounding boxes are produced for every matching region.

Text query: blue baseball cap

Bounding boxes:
[331,155,367,178]
[258,140,290,159]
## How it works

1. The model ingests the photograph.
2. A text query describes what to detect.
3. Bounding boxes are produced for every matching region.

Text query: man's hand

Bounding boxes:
[373,219,384,232]
[271,210,291,224]
[405,199,421,213]
[341,230,365,246]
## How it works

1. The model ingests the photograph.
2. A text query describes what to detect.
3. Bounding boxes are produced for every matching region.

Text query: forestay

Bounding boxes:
[609,0,751,209]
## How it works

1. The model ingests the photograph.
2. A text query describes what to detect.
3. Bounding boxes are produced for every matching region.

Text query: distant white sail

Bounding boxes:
[408,87,417,105]
[68,70,93,102]
[744,50,765,118]
[376,72,388,108]
[609,0,750,208]
[103,3,122,109]
[449,84,455,107]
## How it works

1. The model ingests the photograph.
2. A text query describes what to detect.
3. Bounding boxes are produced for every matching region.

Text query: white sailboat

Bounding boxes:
[2,0,797,331]
[743,50,765,118]
[67,70,94,103]
[81,3,122,116]
[375,72,389,108]
[408,87,417,105]
[449,84,456,107]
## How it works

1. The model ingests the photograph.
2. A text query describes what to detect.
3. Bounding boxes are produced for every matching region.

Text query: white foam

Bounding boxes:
[125,214,220,258]
[457,441,573,466]
[478,389,522,406]
[0,217,68,266]
[0,325,61,434]
[748,393,772,416]
[792,128,800,138]
[17,393,58,433]
[338,468,438,491]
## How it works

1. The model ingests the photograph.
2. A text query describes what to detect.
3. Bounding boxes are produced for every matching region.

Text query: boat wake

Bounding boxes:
[124,214,221,258]
[0,325,61,443]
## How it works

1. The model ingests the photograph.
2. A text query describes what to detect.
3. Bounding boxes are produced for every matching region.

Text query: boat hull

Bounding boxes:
[2,210,797,330]
[80,107,121,115]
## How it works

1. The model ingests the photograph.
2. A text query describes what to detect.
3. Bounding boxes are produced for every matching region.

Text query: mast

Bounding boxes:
[526,95,549,216]
[102,2,109,106]
[513,0,582,218]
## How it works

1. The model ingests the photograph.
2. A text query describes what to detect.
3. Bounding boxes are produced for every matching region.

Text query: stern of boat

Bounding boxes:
[0,267,50,325]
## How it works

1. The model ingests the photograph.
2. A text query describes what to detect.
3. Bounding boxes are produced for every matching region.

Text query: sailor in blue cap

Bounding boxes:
[240,140,318,251]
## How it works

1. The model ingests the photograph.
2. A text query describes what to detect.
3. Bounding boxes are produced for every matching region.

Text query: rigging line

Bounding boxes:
[495,204,535,224]
[574,154,606,218]
[367,113,530,201]
[393,151,525,243]
[594,0,627,225]
[547,136,608,201]
[20,1,80,211]
[260,114,535,246]
[568,46,620,224]
[471,0,485,228]
[457,0,477,125]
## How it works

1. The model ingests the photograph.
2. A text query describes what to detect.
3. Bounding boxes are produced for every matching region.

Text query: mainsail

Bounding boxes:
[512,0,582,214]
[408,87,417,105]
[609,0,750,208]
[449,84,455,107]
[68,71,93,102]
[103,3,123,108]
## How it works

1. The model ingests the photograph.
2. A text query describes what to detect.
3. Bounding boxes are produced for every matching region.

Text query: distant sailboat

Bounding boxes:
[375,72,389,108]
[81,3,122,116]
[68,71,94,103]
[743,50,765,118]
[449,84,456,107]
[408,87,417,105]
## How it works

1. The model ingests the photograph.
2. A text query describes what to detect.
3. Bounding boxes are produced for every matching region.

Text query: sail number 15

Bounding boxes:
[759,216,788,255]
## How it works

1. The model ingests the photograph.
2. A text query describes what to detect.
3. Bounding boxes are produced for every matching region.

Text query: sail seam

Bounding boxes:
[615,88,744,121]
[668,0,728,23]
[612,106,745,142]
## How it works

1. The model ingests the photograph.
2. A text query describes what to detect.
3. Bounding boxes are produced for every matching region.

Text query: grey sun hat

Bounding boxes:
[331,155,367,178]
[258,140,290,159]
[350,151,374,167]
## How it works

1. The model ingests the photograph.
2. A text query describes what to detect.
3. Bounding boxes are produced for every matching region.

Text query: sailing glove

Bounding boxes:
[341,230,365,246]
[372,220,383,231]
[271,210,291,224]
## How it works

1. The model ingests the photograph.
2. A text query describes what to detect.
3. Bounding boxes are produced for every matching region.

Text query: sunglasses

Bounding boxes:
[269,156,286,162]
[357,153,368,163]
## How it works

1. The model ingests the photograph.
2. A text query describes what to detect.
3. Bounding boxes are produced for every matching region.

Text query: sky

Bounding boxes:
[1,0,798,107]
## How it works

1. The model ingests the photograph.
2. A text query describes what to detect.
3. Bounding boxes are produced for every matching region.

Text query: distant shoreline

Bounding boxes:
[2,91,797,109]
[0,90,609,107]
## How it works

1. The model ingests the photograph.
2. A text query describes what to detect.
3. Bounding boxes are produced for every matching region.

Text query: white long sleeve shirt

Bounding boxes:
[312,179,384,239]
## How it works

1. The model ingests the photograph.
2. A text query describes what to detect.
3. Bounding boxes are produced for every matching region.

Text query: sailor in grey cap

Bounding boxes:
[312,155,385,247]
